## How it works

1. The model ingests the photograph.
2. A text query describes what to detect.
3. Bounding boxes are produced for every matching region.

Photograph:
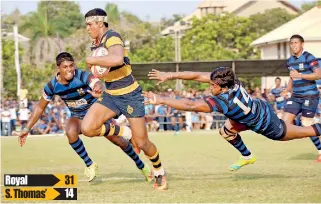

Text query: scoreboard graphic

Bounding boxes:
[3,174,77,201]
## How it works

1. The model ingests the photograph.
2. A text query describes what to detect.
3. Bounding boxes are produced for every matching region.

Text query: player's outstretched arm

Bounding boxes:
[148,69,211,85]
[19,97,49,147]
[143,91,212,113]
[86,45,124,68]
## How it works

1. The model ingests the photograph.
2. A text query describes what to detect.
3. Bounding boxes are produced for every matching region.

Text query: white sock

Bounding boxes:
[153,167,165,177]
[242,154,253,160]
[318,150,321,155]
[122,126,132,141]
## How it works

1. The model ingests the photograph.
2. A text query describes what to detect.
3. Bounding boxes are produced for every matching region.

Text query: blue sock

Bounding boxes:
[310,136,321,151]
[123,144,144,169]
[70,138,93,167]
[224,127,251,156]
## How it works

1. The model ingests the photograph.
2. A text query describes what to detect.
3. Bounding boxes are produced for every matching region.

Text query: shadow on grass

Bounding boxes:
[288,153,317,161]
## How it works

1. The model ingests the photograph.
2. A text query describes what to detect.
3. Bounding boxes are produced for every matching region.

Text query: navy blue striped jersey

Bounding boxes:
[287,51,320,99]
[270,87,285,104]
[42,69,99,114]
[205,81,271,134]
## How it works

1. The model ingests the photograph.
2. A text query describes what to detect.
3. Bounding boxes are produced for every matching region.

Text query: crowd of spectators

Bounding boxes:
[3,84,315,136]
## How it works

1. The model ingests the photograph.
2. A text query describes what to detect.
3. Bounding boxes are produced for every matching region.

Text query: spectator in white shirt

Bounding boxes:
[2,105,11,136]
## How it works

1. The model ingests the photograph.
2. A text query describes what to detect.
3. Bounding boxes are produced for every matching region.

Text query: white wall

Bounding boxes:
[237,1,299,17]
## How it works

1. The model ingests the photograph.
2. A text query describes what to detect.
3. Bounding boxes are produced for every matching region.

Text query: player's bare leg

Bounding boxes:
[219,119,256,171]
[65,118,97,182]
[127,117,168,190]
[282,112,296,124]
[281,122,321,141]
[81,103,131,139]
[81,104,152,181]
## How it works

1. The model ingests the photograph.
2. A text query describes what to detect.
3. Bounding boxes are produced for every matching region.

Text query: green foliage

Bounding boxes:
[181,14,258,61]
[2,40,55,99]
[37,1,84,35]
[20,7,68,40]
[160,14,184,30]
[105,3,121,24]
[129,36,174,62]
[301,1,321,13]
[249,8,297,35]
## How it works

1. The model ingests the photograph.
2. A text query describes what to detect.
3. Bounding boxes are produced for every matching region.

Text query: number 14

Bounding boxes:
[233,87,251,114]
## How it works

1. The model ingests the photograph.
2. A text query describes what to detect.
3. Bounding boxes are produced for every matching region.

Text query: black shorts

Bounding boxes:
[284,97,318,118]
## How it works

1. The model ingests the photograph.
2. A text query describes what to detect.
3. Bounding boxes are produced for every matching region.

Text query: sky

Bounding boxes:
[0,0,317,22]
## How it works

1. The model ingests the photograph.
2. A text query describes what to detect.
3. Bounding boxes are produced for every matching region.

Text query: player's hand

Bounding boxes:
[280,90,288,97]
[88,82,104,98]
[142,91,162,105]
[18,129,29,147]
[86,56,96,70]
[290,69,301,79]
[148,69,171,85]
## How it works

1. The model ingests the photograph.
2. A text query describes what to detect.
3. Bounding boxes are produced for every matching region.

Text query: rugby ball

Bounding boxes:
[91,47,110,78]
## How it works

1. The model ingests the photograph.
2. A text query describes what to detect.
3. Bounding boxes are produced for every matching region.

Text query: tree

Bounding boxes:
[160,14,185,30]
[301,1,321,13]
[2,39,55,98]
[249,8,297,35]
[105,3,121,24]
[181,14,259,61]
[129,36,174,62]
[38,1,84,34]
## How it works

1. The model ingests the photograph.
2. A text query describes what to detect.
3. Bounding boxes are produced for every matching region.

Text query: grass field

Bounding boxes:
[1,131,321,203]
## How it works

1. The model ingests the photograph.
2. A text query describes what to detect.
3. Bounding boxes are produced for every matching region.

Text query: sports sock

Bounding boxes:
[227,133,252,158]
[310,136,321,151]
[123,143,144,169]
[70,138,93,167]
[149,150,164,176]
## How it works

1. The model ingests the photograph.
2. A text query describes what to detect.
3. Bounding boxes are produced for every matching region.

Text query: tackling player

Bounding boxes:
[146,67,321,170]
[18,52,152,182]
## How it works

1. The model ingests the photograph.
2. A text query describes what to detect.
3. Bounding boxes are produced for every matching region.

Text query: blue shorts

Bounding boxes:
[71,110,88,120]
[253,105,286,140]
[317,99,321,114]
[284,97,318,118]
[97,87,145,118]
[276,102,285,110]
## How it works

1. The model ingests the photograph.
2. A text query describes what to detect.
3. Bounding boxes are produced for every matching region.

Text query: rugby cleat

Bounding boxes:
[84,162,98,182]
[153,174,168,190]
[229,155,257,171]
[316,154,321,163]
[140,165,153,182]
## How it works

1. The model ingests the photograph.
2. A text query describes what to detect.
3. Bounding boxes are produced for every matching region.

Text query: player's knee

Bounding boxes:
[65,128,80,142]
[301,117,314,127]
[219,125,237,141]
[135,138,150,150]
[80,125,96,137]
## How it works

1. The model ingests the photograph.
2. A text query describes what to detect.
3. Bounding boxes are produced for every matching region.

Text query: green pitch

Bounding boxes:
[2,131,321,203]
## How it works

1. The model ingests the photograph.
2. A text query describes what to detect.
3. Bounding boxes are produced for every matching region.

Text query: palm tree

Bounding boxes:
[20,5,68,65]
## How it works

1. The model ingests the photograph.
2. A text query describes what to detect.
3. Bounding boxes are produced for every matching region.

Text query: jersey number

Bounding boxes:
[233,87,251,114]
